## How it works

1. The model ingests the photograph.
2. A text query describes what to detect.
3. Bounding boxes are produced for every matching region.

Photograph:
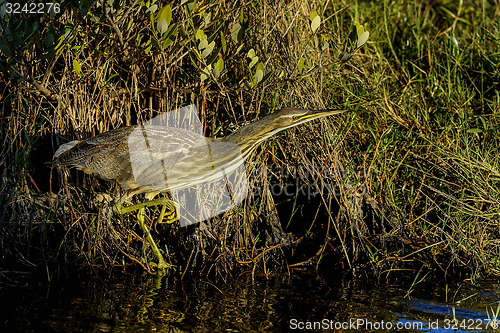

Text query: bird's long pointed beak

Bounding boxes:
[300,108,349,121]
[306,108,348,116]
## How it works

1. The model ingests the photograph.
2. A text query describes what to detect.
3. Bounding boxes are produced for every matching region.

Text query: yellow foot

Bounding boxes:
[149,259,173,275]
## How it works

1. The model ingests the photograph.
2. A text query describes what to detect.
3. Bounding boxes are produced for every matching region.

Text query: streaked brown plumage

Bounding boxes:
[56,107,347,196]
[55,107,347,272]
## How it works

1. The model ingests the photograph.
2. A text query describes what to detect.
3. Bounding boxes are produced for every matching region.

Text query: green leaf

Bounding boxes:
[73,59,82,77]
[199,39,215,58]
[215,58,224,73]
[356,31,369,48]
[322,40,329,51]
[196,29,207,40]
[146,4,157,13]
[309,10,318,21]
[150,37,161,51]
[254,62,264,84]
[201,64,212,81]
[183,0,195,14]
[255,70,263,85]
[338,51,350,62]
[204,11,211,25]
[202,41,215,58]
[298,57,304,74]
[198,38,209,50]
[212,68,220,79]
[212,61,221,78]
[220,32,227,53]
[231,22,244,43]
[310,13,321,33]
[261,71,273,84]
[467,128,483,133]
[144,39,152,54]
[480,116,487,130]
[247,49,258,68]
[355,22,365,37]
[157,4,172,26]
[157,19,169,34]
[162,23,178,48]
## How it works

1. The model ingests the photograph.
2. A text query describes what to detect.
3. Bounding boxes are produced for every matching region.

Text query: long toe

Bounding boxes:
[150,259,172,275]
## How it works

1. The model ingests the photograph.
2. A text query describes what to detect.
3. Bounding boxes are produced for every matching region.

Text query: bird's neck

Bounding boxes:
[221,119,283,158]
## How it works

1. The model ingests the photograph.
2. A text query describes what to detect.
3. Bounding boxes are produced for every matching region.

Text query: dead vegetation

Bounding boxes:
[1,0,499,281]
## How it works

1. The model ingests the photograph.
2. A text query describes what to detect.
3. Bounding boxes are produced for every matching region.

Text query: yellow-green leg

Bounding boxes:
[136,208,170,272]
[115,196,179,224]
[112,196,178,273]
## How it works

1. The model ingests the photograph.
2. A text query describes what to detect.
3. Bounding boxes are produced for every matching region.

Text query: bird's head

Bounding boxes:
[263,107,347,134]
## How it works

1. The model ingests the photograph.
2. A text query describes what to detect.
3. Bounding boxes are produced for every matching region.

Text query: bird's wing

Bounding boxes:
[127,126,207,161]
[125,126,210,188]
[131,138,245,192]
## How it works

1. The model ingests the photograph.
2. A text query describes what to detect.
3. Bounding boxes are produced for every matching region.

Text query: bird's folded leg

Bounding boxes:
[113,196,179,224]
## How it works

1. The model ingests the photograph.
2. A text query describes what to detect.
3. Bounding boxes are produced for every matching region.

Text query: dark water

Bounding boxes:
[1,269,499,332]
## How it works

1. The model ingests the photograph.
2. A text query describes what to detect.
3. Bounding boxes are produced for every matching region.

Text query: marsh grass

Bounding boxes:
[0,0,498,280]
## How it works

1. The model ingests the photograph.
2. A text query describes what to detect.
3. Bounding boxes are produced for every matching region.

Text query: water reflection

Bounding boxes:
[1,272,499,332]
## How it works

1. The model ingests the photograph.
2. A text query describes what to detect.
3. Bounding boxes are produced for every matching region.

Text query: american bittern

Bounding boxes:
[55,107,346,272]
